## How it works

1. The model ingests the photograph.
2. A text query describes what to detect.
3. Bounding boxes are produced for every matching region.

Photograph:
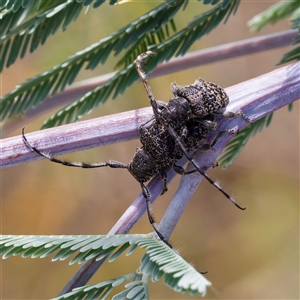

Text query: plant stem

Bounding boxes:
[2,29,297,136]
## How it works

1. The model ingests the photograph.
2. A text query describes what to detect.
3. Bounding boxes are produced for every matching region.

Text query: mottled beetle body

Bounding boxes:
[133,117,211,186]
[22,51,251,248]
[170,78,229,118]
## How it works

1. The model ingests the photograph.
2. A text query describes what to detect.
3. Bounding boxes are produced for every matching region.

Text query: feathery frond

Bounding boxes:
[0,234,149,262]
[218,114,273,169]
[277,26,300,65]
[52,272,146,300]
[0,1,108,72]
[41,51,160,128]
[138,239,211,295]
[0,0,184,124]
[247,0,300,32]
[1,234,211,298]
[41,0,241,128]
[248,0,300,65]
[115,18,177,69]
[1,0,241,128]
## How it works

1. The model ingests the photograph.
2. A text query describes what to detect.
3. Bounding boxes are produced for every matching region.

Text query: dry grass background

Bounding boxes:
[1,1,299,299]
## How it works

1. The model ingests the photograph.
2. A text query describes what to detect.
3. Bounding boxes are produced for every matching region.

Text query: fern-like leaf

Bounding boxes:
[115,19,177,70]
[277,27,300,65]
[0,0,183,123]
[0,0,122,71]
[52,272,142,300]
[138,239,211,296]
[1,235,211,297]
[1,1,84,71]
[151,0,241,57]
[41,0,241,128]
[111,273,149,300]
[218,114,273,169]
[41,52,160,128]
[248,0,300,65]
[0,234,152,262]
[247,0,300,32]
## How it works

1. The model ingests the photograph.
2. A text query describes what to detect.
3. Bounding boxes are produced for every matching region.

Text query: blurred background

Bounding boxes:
[1,1,299,299]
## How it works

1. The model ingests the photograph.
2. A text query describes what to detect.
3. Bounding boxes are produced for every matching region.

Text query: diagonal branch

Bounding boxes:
[2,29,297,136]
[1,62,299,292]
[2,62,299,170]
[59,61,300,294]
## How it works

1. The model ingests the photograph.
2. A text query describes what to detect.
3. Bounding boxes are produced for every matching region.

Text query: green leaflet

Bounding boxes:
[1,234,211,298]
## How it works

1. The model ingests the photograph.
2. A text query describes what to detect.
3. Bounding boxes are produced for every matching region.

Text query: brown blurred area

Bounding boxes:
[1,2,299,299]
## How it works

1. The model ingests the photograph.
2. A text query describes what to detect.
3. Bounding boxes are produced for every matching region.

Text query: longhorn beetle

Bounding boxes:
[22,51,251,248]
